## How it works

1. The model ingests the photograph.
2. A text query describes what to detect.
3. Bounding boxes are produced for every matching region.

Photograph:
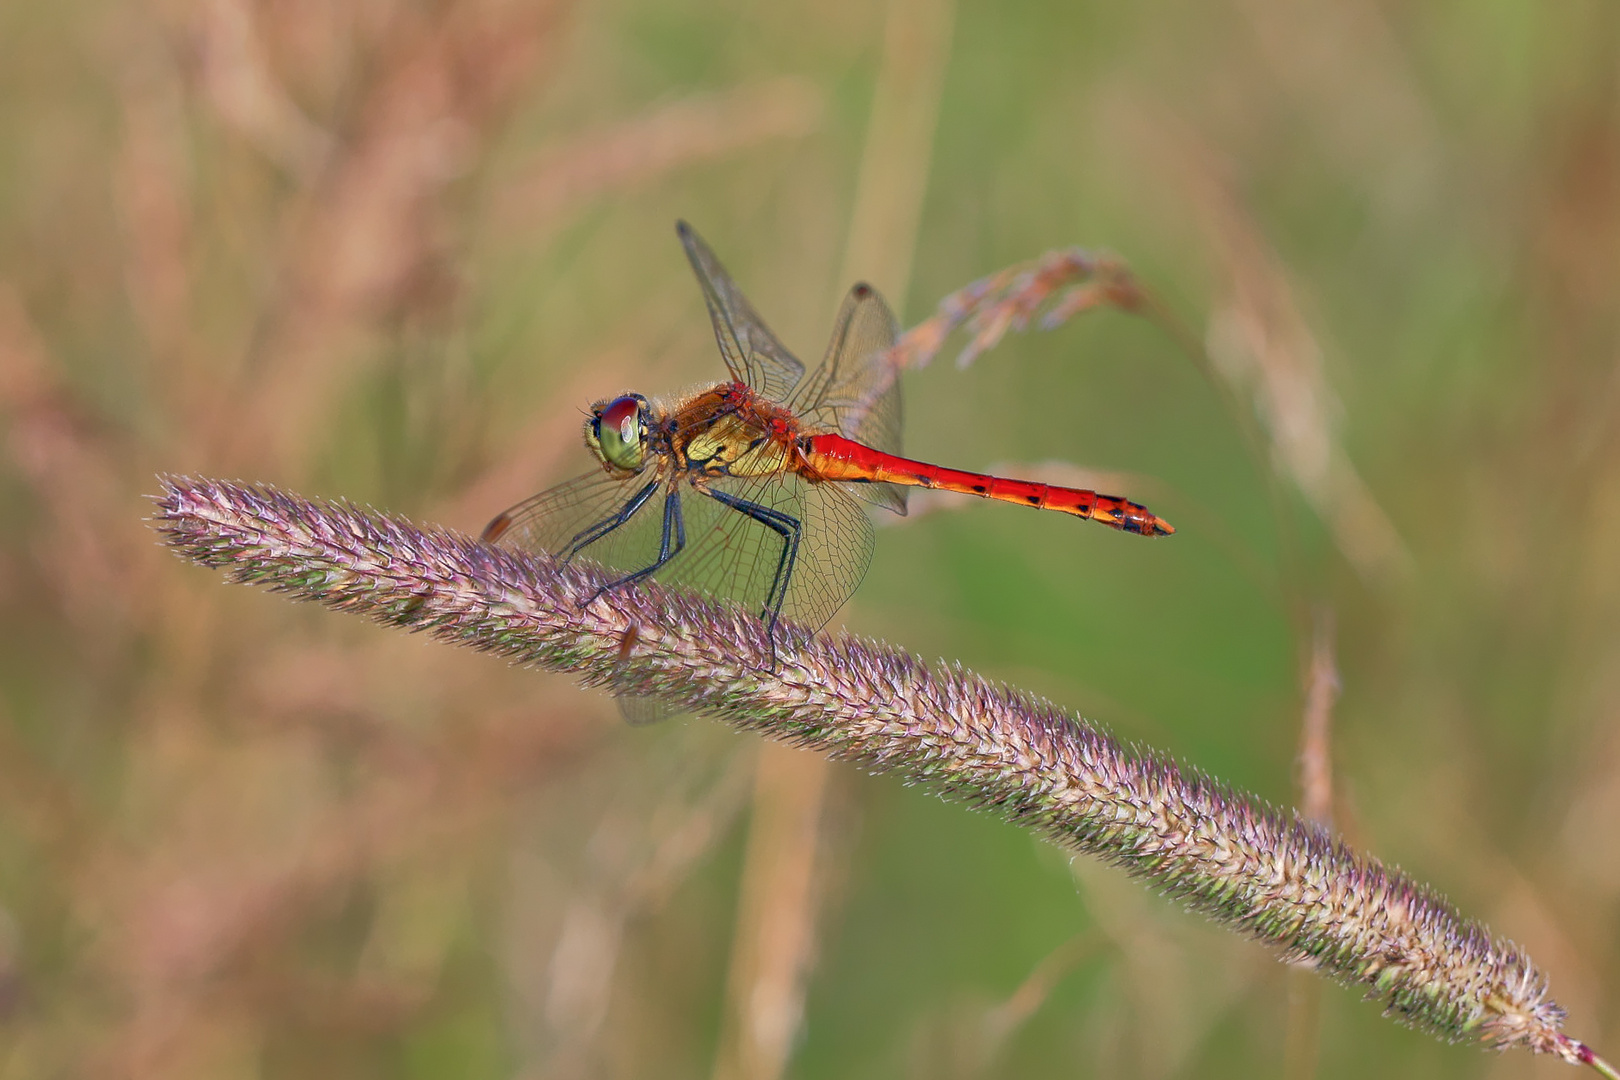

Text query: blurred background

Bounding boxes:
[1,0,1618,1076]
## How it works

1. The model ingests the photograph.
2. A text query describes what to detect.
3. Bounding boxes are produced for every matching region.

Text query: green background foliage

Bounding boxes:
[0,0,1616,1076]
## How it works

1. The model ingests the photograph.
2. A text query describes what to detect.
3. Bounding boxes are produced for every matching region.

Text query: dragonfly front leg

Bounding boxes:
[559,477,685,610]
[597,486,687,596]
[703,487,801,654]
[561,478,661,564]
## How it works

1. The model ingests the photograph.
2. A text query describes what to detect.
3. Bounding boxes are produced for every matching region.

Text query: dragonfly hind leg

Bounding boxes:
[704,487,801,661]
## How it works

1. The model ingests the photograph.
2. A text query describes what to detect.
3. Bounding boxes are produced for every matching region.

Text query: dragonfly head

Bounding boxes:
[586,394,651,473]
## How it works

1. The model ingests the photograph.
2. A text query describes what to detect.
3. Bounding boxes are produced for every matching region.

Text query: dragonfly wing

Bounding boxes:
[481,468,673,573]
[780,477,877,631]
[485,468,696,726]
[792,283,908,516]
[481,461,872,709]
[508,452,871,635]
[610,470,875,723]
[677,221,806,403]
[671,466,875,637]
[615,693,677,726]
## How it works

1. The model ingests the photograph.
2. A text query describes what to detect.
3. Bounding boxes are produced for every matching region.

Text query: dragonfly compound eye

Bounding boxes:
[588,394,648,472]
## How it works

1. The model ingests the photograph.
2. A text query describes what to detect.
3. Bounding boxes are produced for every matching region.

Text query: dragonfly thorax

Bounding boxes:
[586,394,652,474]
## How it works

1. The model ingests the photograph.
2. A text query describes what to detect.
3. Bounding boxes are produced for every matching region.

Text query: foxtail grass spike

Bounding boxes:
[152,475,1598,1067]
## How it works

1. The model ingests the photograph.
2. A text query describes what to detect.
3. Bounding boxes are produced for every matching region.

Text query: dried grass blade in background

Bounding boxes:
[1285,608,1342,1080]
[1189,157,1412,585]
[494,78,825,232]
[885,211,1410,586]
[152,476,1615,1075]
[711,1,956,1076]
[887,246,1147,373]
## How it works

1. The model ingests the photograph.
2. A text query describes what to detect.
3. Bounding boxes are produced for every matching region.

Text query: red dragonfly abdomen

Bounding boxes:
[805,433,1174,536]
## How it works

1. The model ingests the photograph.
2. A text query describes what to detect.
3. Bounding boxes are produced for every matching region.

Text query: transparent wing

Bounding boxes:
[482,456,875,724]
[484,467,714,727]
[607,463,874,727]
[614,693,674,726]
[501,458,870,637]
[677,221,806,403]
[790,282,908,515]
[480,467,671,568]
[672,468,875,636]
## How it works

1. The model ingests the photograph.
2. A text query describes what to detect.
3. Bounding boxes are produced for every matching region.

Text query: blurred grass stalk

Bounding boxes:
[712,0,957,1076]
[154,475,1613,1074]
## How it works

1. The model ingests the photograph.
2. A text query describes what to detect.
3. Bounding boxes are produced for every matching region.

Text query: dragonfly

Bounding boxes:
[483,222,1173,703]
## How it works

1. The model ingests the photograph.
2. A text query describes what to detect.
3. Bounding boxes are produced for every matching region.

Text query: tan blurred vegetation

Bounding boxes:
[2,0,1619,1077]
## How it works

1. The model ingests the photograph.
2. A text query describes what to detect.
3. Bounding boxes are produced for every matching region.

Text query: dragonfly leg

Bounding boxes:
[595,487,687,598]
[703,487,801,657]
[560,478,660,564]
